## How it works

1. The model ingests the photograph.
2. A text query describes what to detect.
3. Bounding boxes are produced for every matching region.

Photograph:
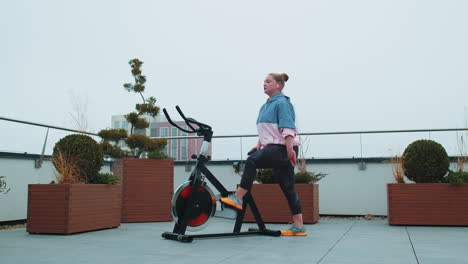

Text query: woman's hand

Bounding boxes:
[285,136,297,166]
[287,147,297,166]
[248,143,261,155]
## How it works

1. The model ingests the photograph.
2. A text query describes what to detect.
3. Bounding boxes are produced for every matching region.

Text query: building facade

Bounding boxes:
[111,115,212,161]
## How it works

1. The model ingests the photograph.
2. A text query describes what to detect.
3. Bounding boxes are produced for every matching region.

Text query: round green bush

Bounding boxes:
[53,134,103,183]
[402,139,449,183]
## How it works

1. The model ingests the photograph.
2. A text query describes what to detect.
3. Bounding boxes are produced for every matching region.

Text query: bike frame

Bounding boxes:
[161,106,281,242]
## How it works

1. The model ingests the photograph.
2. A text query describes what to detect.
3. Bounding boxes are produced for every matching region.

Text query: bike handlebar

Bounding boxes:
[175,106,197,132]
[163,106,212,135]
[162,108,192,133]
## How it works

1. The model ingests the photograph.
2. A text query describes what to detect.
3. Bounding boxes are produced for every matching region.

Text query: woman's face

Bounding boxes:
[263,75,281,97]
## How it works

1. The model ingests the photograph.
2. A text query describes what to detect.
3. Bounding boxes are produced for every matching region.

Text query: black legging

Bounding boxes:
[240,144,302,215]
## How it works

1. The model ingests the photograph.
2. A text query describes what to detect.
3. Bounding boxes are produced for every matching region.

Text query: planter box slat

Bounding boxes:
[27,212,67,217]
[28,220,67,225]
[26,227,67,234]
[387,183,468,226]
[66,201,122,207]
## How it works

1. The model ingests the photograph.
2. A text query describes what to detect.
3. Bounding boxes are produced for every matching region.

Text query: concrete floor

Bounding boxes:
[1,218,467,264]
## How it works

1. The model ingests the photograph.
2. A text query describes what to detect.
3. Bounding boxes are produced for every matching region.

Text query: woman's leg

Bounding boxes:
[237,145,289,198]
[273,145,304,228]
[221,145,289,208]
[274,166,303,227]
[276,165,307,235]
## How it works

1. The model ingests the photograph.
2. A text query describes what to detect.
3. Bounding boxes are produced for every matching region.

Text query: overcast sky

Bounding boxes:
[1,0,467,159]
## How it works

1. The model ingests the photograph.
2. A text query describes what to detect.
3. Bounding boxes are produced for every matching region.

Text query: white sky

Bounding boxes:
[1,0,467,159]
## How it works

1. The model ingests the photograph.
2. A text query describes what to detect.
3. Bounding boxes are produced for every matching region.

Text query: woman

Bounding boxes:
[220,73,306,236]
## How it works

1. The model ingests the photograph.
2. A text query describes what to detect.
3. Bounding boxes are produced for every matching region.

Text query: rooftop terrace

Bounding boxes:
[1,217,467,264]
[1,118,468,263]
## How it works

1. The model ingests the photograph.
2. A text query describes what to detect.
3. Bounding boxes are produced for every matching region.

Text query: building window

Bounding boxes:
[171,127,178,160]
[113,121,120,129]
[150,122,157,137]
[160,127,169,156]
[122,121,129,131]
[181,127,188,160]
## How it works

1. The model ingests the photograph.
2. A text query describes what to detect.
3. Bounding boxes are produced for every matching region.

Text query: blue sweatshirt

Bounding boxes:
[256,93,299,146]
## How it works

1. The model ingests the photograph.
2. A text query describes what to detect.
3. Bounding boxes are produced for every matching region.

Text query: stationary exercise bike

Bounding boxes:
[161,106,281,243]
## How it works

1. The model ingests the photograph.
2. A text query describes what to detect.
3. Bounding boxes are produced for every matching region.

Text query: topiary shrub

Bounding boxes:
[402,139,449,183]
[98,129,127,144]
[89,172,119,185]
[100,141,126,159]
[445,170,468,185]
[147,150,168,159]
[256,169,326,184]
[256,169,274,184]
[53,134,103,183]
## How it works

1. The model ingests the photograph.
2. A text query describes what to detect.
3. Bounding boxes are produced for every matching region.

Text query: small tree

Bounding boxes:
[98,59,167,159]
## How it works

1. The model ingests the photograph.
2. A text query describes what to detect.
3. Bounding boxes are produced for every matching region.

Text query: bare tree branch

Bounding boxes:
[68,90,89,132]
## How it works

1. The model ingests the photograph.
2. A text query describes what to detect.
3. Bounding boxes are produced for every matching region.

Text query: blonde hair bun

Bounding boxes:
[281,73,289,82]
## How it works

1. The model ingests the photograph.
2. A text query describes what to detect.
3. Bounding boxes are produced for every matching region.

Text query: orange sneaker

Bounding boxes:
[220,194,243,210]
[281,224,307,236]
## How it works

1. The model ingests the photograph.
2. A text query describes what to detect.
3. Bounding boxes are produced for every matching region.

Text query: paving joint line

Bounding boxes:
[405,226,420,264]
[316,220,357,264]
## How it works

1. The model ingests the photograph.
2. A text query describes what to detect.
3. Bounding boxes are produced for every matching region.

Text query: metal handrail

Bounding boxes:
[1,115,467,140]
[0,116,97,136]
[156,128,468,139]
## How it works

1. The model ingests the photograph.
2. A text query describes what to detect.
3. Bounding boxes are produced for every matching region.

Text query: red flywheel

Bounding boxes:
[171,181,217,231]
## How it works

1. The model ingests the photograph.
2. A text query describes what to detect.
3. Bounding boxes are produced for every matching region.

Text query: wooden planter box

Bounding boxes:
[27,184,121,234]
[114,158,173,222]
[387,183,468,226]
[243,184,319,224]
